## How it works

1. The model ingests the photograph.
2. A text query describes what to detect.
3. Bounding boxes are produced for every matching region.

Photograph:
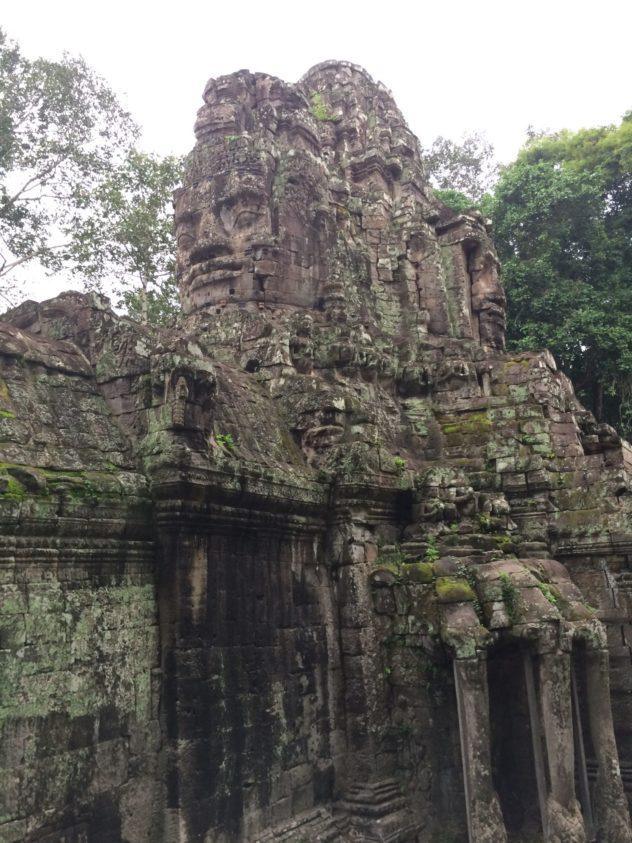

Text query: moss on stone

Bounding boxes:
[0,475,27,501]
[435,577,475,603]
[440,411,491,436]
[310,92,335,122]
[402,561,435,584]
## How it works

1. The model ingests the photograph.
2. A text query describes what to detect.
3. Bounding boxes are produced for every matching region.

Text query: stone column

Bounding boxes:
[331,510,386,781]
[523,650,550,837]
[332,505,419,839]
[537,649,586,842]
[585,647,632,843]
[570,665,594,838]
[453,657,507,843]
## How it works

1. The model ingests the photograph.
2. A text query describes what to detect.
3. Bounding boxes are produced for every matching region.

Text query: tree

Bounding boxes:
[0,29,137,300]
[70,150,183,324]
[424,132,498,203]
[0,29,182,324]
[491,114,632,435]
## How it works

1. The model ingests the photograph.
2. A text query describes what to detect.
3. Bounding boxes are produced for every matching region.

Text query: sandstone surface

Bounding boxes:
[2,61,632,843]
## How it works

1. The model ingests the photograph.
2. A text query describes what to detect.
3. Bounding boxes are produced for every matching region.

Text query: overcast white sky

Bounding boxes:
[3,0,631,302]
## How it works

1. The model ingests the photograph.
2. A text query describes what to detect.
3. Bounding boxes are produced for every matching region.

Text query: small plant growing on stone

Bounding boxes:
[310,92,335,122]
[214,432,235,450]
[500,572,519,623]
[425,536,440,563]
[456,562,483,621]
[477,513,493,532]
[393,456,406,472]
[537,582,557,605]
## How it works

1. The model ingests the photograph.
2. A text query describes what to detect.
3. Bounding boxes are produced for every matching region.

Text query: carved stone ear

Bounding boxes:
[175,376,190,402]
[172,375,190,429]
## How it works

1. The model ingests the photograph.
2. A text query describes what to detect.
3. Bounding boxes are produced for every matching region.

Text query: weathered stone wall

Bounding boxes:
[2,60,632,843]
[156,507,343,840]
[0,325,159,842]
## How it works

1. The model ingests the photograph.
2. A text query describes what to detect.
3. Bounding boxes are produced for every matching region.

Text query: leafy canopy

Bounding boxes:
[491,114,632,433]
[71,149,183,324]
[0,29,136,286]
[0,29,182,324]
[424,132,497,202]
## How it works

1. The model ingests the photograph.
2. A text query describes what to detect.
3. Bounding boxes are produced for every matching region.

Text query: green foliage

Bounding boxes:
[0,29,182,325]
[424,536,440,563]
[499,572,519,623]
[424,132,498,202]
[477,513,493,533]
[455,562,483,620]
[214,432,235,450]
[0,28,137,301]
[310,92,335,122]
[537,582,558,605]
[491,114,632,437]
[432,188,477,215]
[393,455,406,472]
[71,149,183,324]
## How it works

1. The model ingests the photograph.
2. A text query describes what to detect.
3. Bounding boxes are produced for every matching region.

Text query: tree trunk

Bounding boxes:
[140,278,149,324]
[594,381,604,422]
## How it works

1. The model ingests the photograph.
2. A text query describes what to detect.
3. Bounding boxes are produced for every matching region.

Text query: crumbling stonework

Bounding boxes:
[2,61,632,842]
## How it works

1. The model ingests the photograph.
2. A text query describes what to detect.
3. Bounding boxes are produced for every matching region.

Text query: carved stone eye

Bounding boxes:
[177,210,200,225]
[177,231,196,247]
[233,210,261,231]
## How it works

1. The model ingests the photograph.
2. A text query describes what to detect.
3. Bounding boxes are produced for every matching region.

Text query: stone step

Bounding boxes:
[256,807,347,842]
[338,795,407,817]
[399,541,427,556]
[515,541,550,558]
[335,779,420,841]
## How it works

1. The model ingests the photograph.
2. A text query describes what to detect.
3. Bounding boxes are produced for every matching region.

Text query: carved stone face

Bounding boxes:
[469,248,506,350]
[175,146,277,311]
[176,127,332,313]
[176,62,507,353]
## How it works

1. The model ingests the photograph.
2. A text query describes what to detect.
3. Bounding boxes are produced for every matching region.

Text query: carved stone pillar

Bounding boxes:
[523,650,550,837]
[537,650,586,842]
[570,665,594,838]
[453,657,507,843]
[331,502,419,840]
[585,647,632,843]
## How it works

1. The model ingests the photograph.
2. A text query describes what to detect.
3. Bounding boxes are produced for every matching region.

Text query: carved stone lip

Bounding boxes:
[481,305,506,324]
[189,243,233,265]
[190,268,242,292]
[189,258,243,281]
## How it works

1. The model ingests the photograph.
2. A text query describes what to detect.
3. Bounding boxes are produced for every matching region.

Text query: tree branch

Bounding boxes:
[5,151,73,210]
[0,242,71,278]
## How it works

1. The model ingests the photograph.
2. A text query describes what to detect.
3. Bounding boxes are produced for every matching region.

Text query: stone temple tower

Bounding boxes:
[2,61,632,843]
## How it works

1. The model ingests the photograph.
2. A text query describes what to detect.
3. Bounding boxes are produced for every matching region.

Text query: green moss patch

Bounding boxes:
[440,411,492,436]
[435,577,475,603]
[402,561,435,584]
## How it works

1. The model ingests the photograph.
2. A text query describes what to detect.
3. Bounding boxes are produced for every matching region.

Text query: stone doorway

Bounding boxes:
[488,642,543,841]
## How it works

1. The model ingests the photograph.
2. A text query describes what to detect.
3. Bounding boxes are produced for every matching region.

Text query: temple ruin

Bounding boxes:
[2,60,632,842]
